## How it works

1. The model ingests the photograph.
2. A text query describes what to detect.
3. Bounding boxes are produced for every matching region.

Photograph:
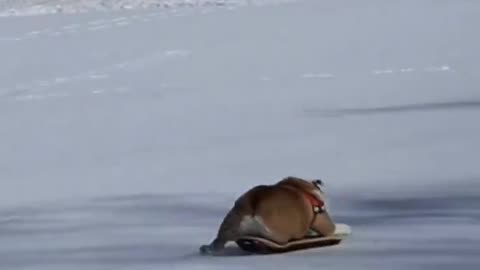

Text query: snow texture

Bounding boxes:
[0,0,293,16]
[1,0,480,269]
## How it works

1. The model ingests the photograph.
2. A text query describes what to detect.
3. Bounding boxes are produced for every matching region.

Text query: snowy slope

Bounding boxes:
[0,0,292,16]
[1,0,480,269]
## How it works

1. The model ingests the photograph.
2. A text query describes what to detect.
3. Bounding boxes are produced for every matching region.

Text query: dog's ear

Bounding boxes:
[312,179,324,190]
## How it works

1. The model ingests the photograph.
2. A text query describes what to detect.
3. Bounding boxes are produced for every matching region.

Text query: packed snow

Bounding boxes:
[1,0,480,269]
[0,0,292,16]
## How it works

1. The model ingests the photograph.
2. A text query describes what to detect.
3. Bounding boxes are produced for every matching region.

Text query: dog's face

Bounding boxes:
[310,179,328,204]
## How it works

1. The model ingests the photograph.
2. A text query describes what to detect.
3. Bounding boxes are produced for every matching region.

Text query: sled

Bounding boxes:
[235,223,351,254]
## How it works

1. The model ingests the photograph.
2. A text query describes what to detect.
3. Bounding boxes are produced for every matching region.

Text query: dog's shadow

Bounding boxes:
[195,244,261,257]
[218,246,253,256]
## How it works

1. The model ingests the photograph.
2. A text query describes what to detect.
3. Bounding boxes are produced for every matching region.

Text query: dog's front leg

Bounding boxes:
[311,210,336,237]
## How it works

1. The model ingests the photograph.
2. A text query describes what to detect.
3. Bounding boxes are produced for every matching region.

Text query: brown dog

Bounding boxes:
[200,176,336,254]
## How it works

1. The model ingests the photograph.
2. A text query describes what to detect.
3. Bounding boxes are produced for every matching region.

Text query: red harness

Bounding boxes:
[301,192,326,233]
[302,192,325,214]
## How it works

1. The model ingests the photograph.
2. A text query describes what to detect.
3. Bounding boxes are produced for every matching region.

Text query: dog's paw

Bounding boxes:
[199,244,214,255]
[199,244,225,256]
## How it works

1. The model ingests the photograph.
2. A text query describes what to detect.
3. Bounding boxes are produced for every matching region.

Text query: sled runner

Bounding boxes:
[235,223,351,254]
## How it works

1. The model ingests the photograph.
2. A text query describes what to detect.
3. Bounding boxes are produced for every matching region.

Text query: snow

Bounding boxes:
[1,0,480,269]
[0,0,293,17]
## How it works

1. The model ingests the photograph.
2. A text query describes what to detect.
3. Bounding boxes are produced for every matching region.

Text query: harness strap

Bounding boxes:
[302,192,325,231]
[280,185,326,230]
[303,192,325,213]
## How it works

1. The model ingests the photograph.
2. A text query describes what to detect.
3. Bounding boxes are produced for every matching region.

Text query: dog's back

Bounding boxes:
[232,182,313,243]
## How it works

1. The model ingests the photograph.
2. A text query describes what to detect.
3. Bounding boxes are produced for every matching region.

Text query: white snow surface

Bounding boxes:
[0,0,292,16]
[1,0,480,269]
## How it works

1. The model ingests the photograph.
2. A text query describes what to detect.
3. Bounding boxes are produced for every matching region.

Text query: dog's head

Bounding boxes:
[312,179,324,192]
[310,179,328,204]
[277,176,328,202]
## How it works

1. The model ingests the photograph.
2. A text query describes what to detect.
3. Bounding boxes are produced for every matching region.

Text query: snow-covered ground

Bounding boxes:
[1,0,480,269]
[0,0,291,16]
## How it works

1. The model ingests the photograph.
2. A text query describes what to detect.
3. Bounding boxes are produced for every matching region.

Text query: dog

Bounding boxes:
[200,176,336,255]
